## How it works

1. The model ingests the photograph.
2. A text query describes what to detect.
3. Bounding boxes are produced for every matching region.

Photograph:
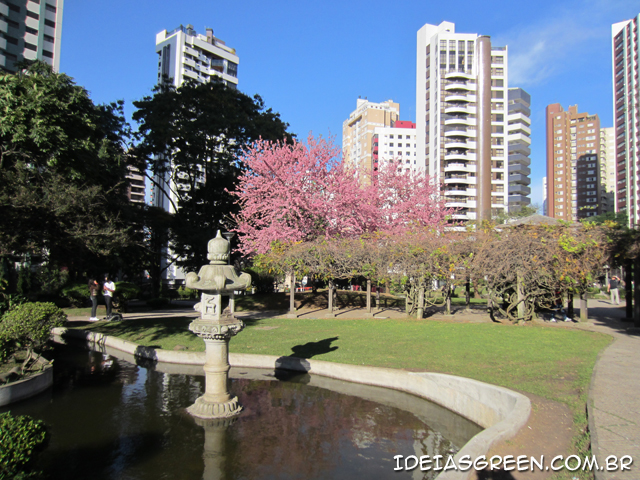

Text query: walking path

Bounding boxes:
[578,299,640,480]
[65,298,640,478]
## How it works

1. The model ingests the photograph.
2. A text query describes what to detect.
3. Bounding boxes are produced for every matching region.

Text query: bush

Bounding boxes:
[146,297,170,309]
[60,283,91,308]
[0,302,67,356]
[244,268,275,294]
[178,286,198,299]
[0,412,49,479]
[114,282,141,302]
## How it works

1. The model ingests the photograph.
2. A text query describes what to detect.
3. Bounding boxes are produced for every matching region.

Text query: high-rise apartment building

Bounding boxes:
[0,0,63,73]
[343,99,400,174]
[600,127,616,213]
[373,121,418,174]
[612,16,639,226]
[156,24,239,90]
[545,104,602,221]
[416,21,531,222]
[153,25,239,284]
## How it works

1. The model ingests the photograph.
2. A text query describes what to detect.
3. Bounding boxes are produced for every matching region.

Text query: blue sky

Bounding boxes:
[60,0,639,208]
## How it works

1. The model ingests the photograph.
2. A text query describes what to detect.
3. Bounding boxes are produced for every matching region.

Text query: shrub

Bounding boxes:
[178,286,198,299]
[60,283,91,308]
[244,268,275,294]
[0,412,49,479]
[114,282,141,302]
[146,297,170,309]
[0,302,67,358]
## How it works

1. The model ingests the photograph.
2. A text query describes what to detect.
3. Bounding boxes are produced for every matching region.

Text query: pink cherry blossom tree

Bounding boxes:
[232,135,451,256]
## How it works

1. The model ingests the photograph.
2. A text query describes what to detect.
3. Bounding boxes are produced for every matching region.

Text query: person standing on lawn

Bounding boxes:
[103,274,116,319]
[88,279,100,321]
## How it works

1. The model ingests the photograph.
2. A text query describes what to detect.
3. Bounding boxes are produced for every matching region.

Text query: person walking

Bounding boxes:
[103,274,116,319]
[88,279,100,321]
[608,275,621,305]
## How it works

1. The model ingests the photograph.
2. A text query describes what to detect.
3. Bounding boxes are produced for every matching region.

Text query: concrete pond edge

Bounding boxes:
[51,327,531,480]
[0,357,54,407]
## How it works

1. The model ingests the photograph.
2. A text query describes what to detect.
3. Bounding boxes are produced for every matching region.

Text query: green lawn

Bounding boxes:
[71,316,610,410]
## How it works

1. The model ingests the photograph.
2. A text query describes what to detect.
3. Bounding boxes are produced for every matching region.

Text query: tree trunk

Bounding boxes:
[567,293,574,319]
[625,260,633,320]
[328,279,334,314]
[289,271,296,314]
[580,291,588,322]
[516,272,526,321]
[376,287,380,311]
[366,279,372,313]
[417,286,424,319]
[465,277,471,309]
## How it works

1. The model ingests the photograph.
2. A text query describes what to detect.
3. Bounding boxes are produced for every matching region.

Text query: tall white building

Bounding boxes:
[416,21,531,222]
[152,25,239,284]
[600,126,616,213]
[156,24,239,90]
[0,0,63,73]
[373,121,419,173]
[612,16,639,225]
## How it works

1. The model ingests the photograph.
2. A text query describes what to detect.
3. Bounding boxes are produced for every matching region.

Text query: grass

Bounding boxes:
[72,316,609,409]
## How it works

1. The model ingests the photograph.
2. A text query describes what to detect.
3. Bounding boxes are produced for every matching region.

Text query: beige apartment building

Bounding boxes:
[343,98,399,174]
[546,104,602,221]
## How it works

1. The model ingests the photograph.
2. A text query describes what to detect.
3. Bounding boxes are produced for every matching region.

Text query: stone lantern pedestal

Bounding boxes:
[185,231,251,419]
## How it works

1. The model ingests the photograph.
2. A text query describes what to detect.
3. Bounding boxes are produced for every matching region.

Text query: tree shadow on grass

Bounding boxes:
[290,337,339,359]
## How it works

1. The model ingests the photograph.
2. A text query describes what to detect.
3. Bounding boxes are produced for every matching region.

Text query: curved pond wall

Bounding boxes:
[0,359,53,407]
[51,327,531,480]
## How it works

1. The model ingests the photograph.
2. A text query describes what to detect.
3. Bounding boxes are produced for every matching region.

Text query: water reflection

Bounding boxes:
[1,342,481,480]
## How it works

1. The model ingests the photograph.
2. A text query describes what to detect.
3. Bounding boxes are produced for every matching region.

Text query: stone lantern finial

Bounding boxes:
[207,230,229,265]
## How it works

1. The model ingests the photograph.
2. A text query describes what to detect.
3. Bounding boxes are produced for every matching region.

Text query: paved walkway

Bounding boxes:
[577,299,640,480]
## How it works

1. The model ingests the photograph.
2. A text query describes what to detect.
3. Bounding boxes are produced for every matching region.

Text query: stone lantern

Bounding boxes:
[185,231,251,418]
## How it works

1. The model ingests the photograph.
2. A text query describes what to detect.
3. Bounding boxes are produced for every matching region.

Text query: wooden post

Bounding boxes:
[625,261,633,321]
[580,291,588,322]
[465,277,471,310]
[366,279,372,313]
[567,292,574,319]
[634,258,640,328]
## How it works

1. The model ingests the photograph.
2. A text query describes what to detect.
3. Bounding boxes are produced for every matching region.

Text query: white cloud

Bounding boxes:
[494,0,636,87]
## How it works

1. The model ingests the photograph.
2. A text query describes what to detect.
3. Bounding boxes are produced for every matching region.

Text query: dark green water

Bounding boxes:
[2,343,482,479]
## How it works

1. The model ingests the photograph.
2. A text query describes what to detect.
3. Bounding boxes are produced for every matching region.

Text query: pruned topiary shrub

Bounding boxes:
[113,282,141,313]
[0,412,49,479]
[0,302,66,373]
[60,283,91,308]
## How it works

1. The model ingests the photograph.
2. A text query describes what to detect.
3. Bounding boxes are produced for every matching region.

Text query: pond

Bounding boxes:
[2,341,482,480]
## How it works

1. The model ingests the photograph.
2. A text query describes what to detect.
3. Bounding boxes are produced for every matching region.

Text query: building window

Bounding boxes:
[43,34,54,43]
[42,50,53,58]
[25,26,38,35]
[8,3,20,12]
[44,19,55,28]
[24,42,37,51]
[26,10,39,19]
[5,35,18,45]
[45,3,56,12]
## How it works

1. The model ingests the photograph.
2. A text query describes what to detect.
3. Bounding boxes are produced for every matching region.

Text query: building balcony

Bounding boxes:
[444,93,474,103]
[509,184,531,196]
[444,105,472,115]
[444,82,476,92]
[508,153,531,168]
[508,163,531,176]
[444,127,474,137]
[508,173,531,185]
[508,195,531,206]
[444,175,475,184]
[444,116,474,126]
[507,133,531,145]
[445,71,474,81]
[444,151,475,161]
[444,187,476,196]
[508,143,531,156]
[444,162,476,173]
[444,139,471,149]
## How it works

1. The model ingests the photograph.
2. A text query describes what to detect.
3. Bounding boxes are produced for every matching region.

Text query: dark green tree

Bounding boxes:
[132,79,292,271]
[0,62,133,280]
